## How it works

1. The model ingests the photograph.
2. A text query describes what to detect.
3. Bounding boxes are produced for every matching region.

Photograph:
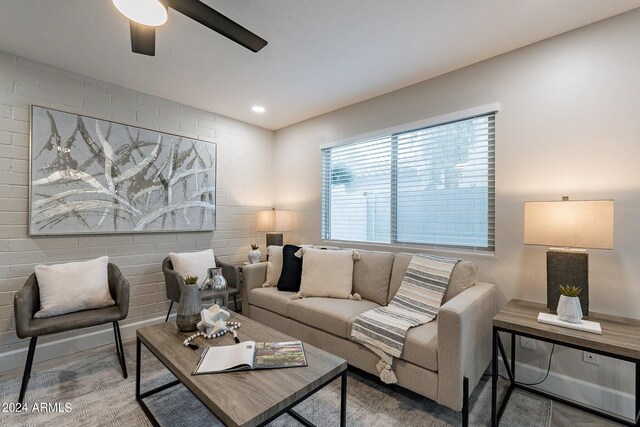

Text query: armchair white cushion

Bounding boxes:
[169,249,216,288]
[34,256,115,318]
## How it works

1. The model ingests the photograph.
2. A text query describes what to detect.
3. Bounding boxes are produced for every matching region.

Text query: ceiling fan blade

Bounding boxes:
[168,0,267,52]
[130,21,156,56]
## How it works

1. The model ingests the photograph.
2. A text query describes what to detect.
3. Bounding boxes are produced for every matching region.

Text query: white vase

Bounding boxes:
[248,249,261,264]
[557,295,583,323]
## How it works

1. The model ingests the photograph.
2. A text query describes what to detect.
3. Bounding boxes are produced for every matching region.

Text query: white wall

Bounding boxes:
[273,9,640,418]
[0,52,275,370]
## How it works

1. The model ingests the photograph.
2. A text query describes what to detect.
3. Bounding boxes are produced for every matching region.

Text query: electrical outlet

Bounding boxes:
[583,352,599,364]
[520,337,536,350]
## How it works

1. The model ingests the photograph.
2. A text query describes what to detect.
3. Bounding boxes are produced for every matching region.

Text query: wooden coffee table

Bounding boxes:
[135,313,347,426]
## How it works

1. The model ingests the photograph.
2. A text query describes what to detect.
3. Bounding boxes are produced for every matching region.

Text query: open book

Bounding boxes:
[193,341,308,375]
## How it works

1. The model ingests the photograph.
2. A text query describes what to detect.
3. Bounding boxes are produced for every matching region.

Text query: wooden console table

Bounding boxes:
[492,299,640,426]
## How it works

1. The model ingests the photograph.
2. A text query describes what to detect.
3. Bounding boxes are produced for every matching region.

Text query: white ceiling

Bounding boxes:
[0,1,638,130]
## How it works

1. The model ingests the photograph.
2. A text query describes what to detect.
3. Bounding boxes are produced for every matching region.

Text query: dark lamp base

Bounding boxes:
[547,250,589,316]
[266,233,283,247]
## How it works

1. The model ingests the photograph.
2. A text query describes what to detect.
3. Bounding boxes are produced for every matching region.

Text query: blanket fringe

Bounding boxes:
[376,358,397,384]
[348,293,361,301]
[379,363,397,384]
[290,292,303,300]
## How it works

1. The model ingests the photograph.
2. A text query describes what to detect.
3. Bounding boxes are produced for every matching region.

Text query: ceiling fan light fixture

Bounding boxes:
[113,0,168,26]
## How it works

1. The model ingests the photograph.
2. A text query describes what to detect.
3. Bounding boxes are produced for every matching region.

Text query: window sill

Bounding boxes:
[321,239,496,258]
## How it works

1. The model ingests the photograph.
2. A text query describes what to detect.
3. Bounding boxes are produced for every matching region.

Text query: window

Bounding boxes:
[321,112,495,251]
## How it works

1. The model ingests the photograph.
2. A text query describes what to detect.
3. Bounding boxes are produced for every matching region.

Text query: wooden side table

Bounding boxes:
[229,260,266,270]
[228,260,265,313]
[492,299,640,426]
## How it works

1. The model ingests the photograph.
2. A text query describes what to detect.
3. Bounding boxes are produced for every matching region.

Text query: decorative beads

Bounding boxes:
[183,321,241,347]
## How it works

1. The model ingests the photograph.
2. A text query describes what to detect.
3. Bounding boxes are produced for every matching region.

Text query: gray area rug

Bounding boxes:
[0,341,551,426]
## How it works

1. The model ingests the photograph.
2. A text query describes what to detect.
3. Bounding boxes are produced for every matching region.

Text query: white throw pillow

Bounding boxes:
[34,256,115,318]
[262,245,283,287]
[297,248,357,299]
[169,249,216,288]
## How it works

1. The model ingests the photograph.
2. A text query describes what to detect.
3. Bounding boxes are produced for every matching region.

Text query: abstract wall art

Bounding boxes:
[29,106,216,235]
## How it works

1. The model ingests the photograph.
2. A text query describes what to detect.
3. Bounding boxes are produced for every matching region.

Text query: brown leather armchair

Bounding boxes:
[13,263,129,404]
[162,256,241,321]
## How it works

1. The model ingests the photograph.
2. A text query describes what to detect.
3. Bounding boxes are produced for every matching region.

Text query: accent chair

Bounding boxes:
[162,256,241,321]
[13,262,129,404]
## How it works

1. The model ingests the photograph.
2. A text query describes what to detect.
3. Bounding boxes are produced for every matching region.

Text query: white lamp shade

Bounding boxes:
[257,210,292,232]
[524,199,614,249]
[113,0,168,26]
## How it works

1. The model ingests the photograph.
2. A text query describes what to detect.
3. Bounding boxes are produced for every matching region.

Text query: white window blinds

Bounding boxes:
[321,112,495,251]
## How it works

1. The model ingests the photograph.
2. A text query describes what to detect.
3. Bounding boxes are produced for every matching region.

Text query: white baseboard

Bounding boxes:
[0,314,172,374]
[498,357,635,420]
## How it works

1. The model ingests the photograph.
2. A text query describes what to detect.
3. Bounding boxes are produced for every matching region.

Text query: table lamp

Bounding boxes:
[523,197,614,316]
[257,208,292,247]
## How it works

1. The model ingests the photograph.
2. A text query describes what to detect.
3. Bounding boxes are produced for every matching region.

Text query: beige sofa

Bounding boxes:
[241,250,496,425]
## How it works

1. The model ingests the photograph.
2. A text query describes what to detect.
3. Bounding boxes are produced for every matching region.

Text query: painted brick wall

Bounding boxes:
[0,51,275,368]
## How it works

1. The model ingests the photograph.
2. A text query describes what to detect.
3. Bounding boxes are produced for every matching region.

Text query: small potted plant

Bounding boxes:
[176,275,201,332]
[248,244,261,264]
[184,275,199,285]
[557,285,583,323]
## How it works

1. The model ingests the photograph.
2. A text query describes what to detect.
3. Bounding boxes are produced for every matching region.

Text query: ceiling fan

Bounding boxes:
[113,0,267,56]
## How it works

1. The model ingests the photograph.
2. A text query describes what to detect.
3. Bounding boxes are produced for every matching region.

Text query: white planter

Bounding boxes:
[248,249,261,264]
[557,295,583,323]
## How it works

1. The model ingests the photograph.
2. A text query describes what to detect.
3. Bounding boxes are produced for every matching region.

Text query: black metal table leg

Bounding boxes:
[135,337,141,400]
[511,332,516,381]
[341,371,347,427]
[136,337,180,427]
[492,329,517,426]
[491,327,498,426]
[636,362,639,426]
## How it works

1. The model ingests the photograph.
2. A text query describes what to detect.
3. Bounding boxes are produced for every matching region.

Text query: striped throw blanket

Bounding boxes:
[350,254,460,383]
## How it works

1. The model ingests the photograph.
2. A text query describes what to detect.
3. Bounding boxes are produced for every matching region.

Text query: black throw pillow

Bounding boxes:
[277,244,303,292]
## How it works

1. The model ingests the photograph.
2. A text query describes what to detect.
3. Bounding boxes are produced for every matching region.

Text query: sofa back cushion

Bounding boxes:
[263,245,284,287]
[277,244,303,292]
[388,253,477,304]
[388,253,412,304]
[298,248,356,299]
[353,250,395,305]
[445,260,478,303]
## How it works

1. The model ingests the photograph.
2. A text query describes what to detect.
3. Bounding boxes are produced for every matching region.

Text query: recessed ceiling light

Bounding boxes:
[113,0,168,27]
[252,106,266,113]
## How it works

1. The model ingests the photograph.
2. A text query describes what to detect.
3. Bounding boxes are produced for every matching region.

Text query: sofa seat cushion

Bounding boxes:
[346,317,439,371]
[289,298,380,338]
[402,321,439,371]
[248,287,295,317]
